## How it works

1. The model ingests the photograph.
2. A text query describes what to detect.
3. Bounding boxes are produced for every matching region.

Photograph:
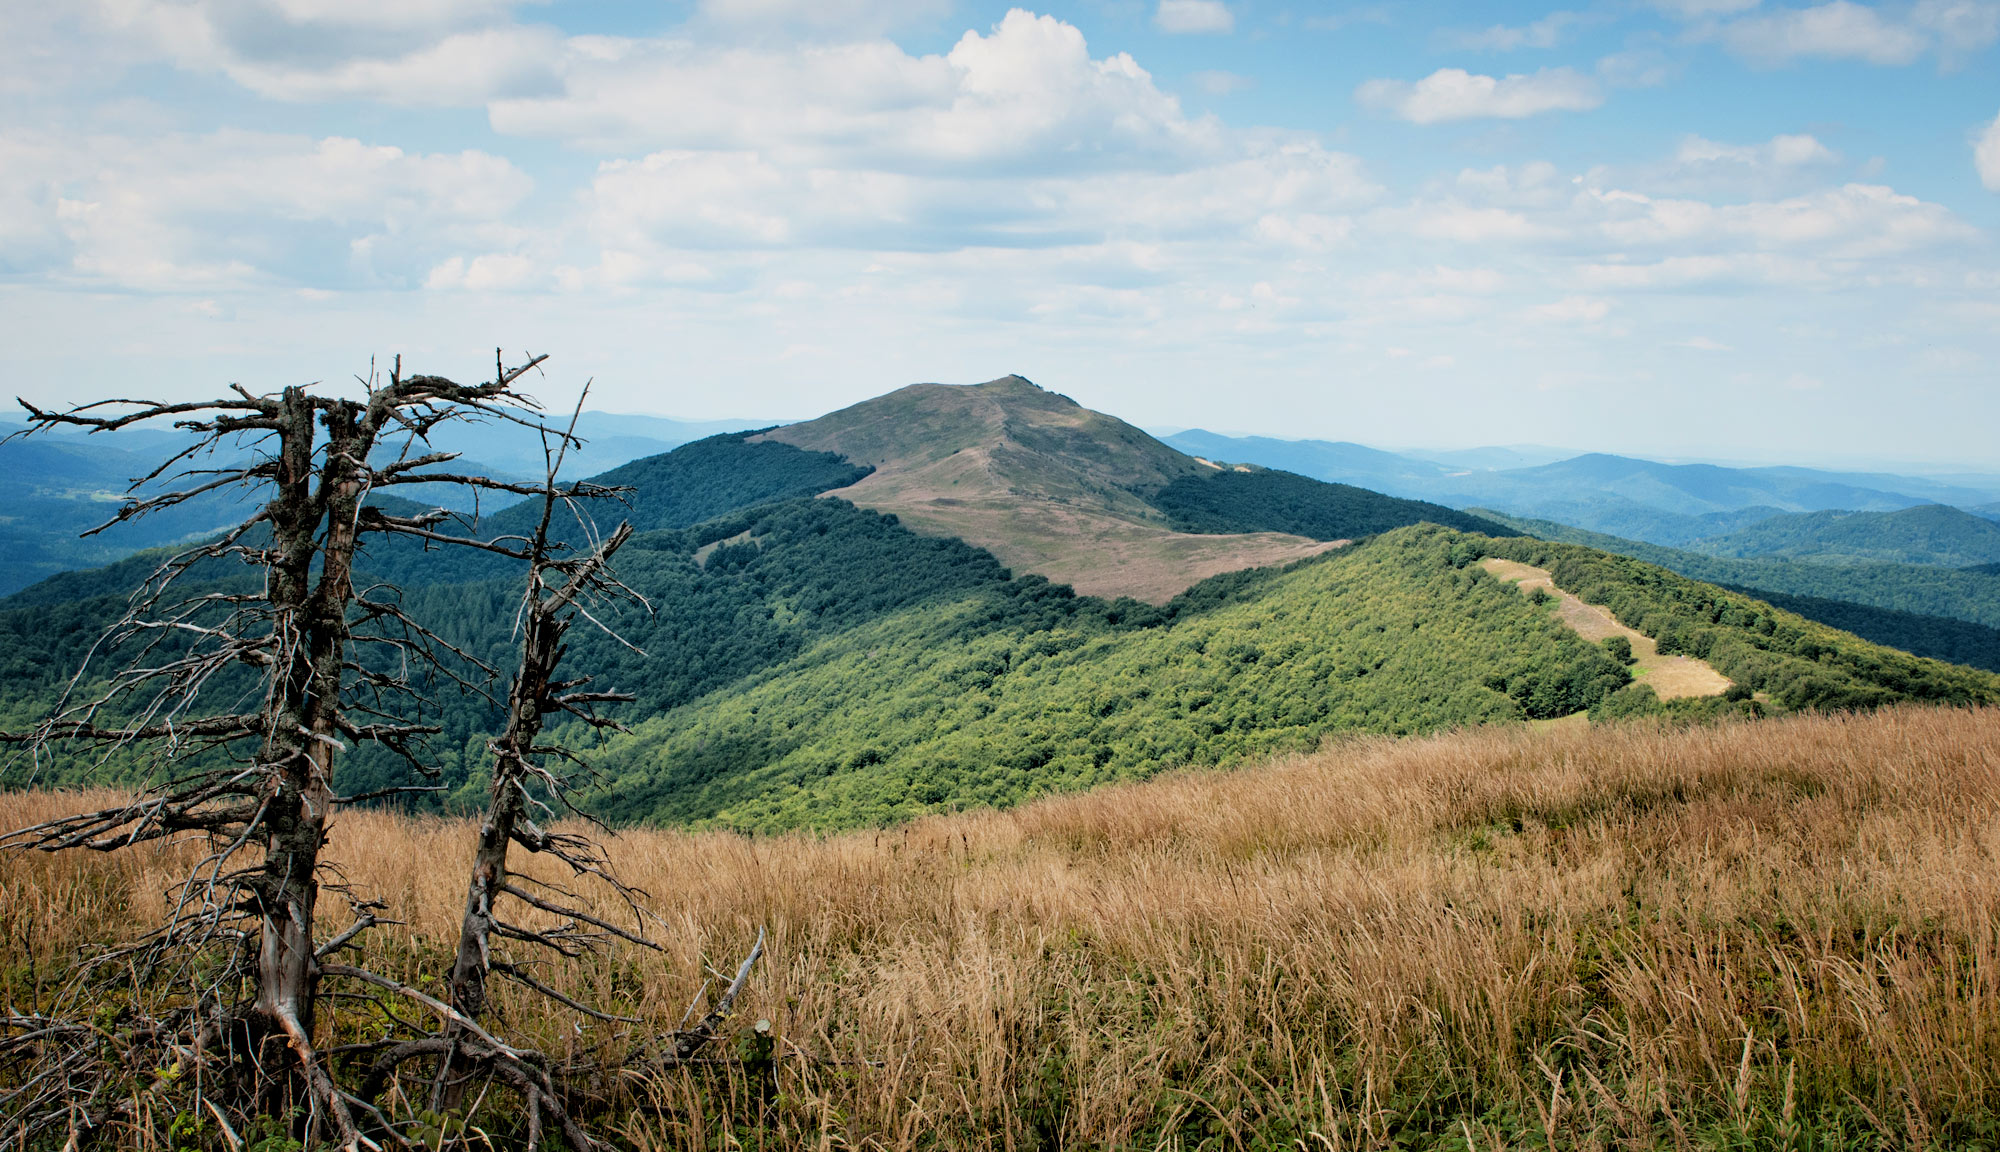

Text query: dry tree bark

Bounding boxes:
[0,354,768,1151]
[0,353,625,1150]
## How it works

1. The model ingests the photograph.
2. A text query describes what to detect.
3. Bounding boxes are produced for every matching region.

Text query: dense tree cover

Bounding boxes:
[9,418,1999,834]
[582,526,1632,831]
[298,496,1027,803]
[1484,512,2000,630]
[1149,468,1515,540]
[0,432,876,791]
[1477,536,2000,712]
[576,431,871,534]
[1714,585,2000,673]
[351,431,873,589]
[1689,503,2000,567]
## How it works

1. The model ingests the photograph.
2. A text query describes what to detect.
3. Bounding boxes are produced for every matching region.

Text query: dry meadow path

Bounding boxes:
[1481,556,1734,699]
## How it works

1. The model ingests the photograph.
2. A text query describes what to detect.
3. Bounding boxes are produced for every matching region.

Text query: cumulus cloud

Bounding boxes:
[1,130,531,290]
[1355,67,1601,123]
[1719,1,1929,64]
[79,0,561,104]
[1155,0,1235,34]
[494,12,1221,172]
[1979,110,2000,190]
[1709,0,1999,67]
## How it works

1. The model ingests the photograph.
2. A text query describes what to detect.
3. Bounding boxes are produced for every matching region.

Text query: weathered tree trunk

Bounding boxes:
[252,395,370,1123]
[449,611,560,1014]
[0,352,613,1149]
[441,609,563,1105]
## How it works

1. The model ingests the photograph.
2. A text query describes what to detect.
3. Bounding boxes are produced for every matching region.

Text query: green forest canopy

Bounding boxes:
[4,433,1996,832]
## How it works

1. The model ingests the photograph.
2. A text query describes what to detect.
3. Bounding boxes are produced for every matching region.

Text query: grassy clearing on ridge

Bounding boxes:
[1481,556,1734,700]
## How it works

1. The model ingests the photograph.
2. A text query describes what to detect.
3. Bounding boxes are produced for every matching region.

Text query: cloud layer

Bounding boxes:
[4,2,1997,465]
[1356,67,1603,123]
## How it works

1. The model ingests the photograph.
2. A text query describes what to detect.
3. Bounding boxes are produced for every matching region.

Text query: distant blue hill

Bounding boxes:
[0,409,775,597]
[1167,431,2000,556]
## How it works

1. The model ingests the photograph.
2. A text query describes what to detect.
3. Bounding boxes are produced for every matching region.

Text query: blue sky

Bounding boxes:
[5,0,1998,468]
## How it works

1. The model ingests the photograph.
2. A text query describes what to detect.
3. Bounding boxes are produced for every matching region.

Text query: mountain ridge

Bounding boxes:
[5,379,1997,831]
[757,376,1344,602]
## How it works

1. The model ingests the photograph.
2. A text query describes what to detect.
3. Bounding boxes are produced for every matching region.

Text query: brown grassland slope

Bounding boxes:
[7,705,2000,1147]
[757,376,1338,602]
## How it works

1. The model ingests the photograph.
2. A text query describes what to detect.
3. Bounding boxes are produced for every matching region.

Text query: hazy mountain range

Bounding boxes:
[0,413,771,597]
[1165,430,2000,547]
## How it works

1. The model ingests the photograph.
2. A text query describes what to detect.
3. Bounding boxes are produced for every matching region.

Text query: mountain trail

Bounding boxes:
[1480,557,1732,700]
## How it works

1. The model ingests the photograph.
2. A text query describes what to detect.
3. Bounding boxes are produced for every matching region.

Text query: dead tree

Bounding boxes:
[0,353,621,1149]
[350,409,766,1145]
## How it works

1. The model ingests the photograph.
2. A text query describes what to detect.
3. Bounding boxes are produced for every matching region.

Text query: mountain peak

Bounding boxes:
[755,378,1336,602]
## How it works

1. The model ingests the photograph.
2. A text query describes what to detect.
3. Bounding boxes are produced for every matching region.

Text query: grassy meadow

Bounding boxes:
[7,705,2000,1149]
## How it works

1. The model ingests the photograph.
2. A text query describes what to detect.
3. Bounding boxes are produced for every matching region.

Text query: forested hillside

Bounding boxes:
[1484,512,2000,632]
[6,398,1998,833]
[1714,585,2000,673]
[572,524,1994,831]
[1688,503,2000,566]
[1150,467,1514,540]
[584,526,1635,829]
[1475,536,1997,712]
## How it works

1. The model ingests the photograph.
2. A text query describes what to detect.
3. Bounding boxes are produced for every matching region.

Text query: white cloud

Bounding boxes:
[1978,110,2000,190]
[1594,49,1675,88]
[1577,132,1844,200]
[425,253,537,290]
[1355,67,1602,123]
[1155,0,1235,34]
[225,26,566,104]
[1407,206,1543,242]
[1587,183,1971,257]
[493,12,1221,172]
[1704,0,1984,65]
[1913,0,2000,65]
[579,140,1377,261]
[1580,253,1827,287]
[1676,132,1837,168]
[2,130,531,290]
[79,0,560,104]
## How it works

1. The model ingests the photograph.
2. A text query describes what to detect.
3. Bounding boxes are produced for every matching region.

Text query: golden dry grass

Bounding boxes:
[7,706,2000,1148]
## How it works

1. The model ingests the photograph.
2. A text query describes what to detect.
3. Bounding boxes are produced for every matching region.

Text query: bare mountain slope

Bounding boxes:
[757,375,1338,602]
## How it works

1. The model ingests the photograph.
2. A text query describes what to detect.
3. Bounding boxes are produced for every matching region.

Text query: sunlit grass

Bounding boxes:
[7,704,2000,1148]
